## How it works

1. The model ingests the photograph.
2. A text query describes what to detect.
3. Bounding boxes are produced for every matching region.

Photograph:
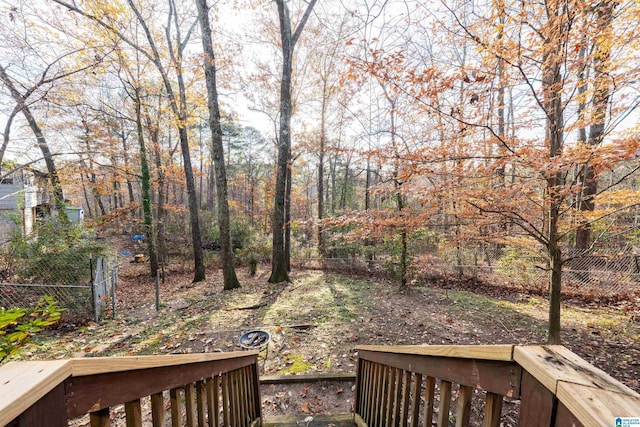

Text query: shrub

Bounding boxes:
[8,218,109,286]
[0,296,64,363]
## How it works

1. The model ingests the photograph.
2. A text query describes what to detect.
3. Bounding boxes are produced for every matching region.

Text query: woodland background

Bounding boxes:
[0,0,639,345]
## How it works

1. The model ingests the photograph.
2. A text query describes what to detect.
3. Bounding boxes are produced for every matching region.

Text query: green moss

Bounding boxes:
[282,353,314,374]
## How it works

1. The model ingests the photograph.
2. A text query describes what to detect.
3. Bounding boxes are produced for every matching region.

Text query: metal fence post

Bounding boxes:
[111,269,116,319]
[155,269,160,312]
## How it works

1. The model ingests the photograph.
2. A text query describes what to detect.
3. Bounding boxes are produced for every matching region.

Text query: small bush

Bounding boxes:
[0,296,64,363]
[8,218,109,286]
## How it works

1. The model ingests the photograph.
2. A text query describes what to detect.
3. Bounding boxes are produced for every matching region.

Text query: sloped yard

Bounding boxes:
[18,263,640,420]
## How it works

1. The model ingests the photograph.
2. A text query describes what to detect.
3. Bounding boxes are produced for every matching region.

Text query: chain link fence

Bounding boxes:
[297,246,640,299]
[425,246,640,297]
[0,256,119,323]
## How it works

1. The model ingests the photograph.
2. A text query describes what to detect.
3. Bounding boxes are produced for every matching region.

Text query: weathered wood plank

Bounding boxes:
[170,387,182,427]
[482,392,502,427]
[358,349,521,397]
[438,381,452,427]
[124,399,142,427]
[410,373,422,427]
[385,366,396,425]
[0,360,71,426]
[206,376,220,427]
[221,373,230,427]
[263,413,355,426]
[555,401,585,427]
[185,384,196,427]
[514,345,637,396]
[150,392,165,427]
[557,381,640,427]
[356,345,514,361]
[393,368,403,424]
[422,376,435,427]
[65,356,254,417]
[196,381,206,427]
[518,371,555,427]
[68,352,257,376]
[260,372,356,384]
[400,370,411,425]
[89,407,111,427]
[13,383,67,427]
[456,385,473,427]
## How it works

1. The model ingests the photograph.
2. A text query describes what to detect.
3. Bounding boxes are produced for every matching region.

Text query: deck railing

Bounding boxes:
[2,345,639,426]
[354,345,640,427]
[0,351,261,427]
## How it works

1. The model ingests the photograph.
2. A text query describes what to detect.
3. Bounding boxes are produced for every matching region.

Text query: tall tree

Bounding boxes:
[195,0,240,290]
[53,0,206,282]
[574,1,617,252]
[0,64,69,222]
[269,0,318,283]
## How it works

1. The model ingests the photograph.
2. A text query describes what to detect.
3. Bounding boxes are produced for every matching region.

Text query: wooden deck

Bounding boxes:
[1,345,638,426]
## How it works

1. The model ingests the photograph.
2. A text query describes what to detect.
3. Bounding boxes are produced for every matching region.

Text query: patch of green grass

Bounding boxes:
[282,353,314,374]
[447,290,499,312]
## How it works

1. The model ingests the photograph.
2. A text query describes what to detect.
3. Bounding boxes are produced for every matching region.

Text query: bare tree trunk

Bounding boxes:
[542,0,566,345]
[134,88,159,277]
[285,154,292,272]
[575,2,616,252]
[269,0,317,282]
[195,0,240,290]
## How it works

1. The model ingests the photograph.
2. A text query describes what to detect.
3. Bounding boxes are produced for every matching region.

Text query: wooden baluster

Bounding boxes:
[237,369,246,426]
[437,381,452,427]
[185,383,197,427]
[379,365,390,427]
[151,392,165,427]
[196,381,206,427]
[482,392,503,427]
[232,370,240,426]
[247,367,256,421]
[170,387,183,427]
[124,399,142,427]
[456,385,473,427]
[422,377,435,427]
[90,408,110,427]
[363,361,372,421]
[241,369,248,426]
[238,369,245,426]
[373,363,383,426]
[222,373,230,427]
[518,371,555,427]
[385,366,396,425]
[409,373,422,427]
[393,368,403,426]
[240,367,249,424]
[400,370,411,425]
[207,376,220,427]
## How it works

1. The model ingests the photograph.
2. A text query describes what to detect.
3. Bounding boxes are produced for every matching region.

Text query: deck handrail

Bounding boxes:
[354,344,640,427]
[1,351,261,426]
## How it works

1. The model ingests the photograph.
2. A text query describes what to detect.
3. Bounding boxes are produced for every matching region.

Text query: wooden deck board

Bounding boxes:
[557,382,640,427]
[68,351,258,376]
[0,360,71,426]
[514,345,637,396]
[260,372,356,384]
[355,344,515,361]
[263,413,354,426]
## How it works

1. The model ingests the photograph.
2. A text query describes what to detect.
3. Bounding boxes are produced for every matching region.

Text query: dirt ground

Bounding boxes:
[24,259,640,423]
